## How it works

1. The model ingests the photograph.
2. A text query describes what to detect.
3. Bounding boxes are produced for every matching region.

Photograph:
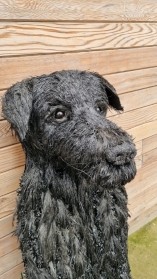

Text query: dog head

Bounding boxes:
[3,70,136,185]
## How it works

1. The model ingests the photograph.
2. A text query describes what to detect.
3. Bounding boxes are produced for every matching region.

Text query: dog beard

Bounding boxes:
[87,159,137,188]
[56,150,136,190]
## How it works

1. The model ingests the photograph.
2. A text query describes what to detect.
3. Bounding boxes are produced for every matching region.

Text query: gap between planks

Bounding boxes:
[1,0,157,21]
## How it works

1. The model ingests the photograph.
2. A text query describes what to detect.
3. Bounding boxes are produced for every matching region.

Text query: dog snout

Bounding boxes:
[105,143,136,166]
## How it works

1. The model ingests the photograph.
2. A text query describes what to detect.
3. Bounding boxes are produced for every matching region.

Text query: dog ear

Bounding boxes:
[2,79,33,141]
[101,77,123,111]
[92,72,123,111]
[103,78,124,111]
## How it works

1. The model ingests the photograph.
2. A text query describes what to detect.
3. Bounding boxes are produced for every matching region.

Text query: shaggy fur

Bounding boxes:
[2,70,136,279]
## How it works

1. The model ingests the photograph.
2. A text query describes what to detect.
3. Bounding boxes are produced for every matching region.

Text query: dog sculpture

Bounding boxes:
[2,70,136,279]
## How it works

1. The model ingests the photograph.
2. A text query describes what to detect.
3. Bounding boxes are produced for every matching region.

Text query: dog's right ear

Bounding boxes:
[2,79,33,141]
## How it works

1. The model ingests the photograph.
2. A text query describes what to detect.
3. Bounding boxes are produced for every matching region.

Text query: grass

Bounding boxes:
[128,218,157,279]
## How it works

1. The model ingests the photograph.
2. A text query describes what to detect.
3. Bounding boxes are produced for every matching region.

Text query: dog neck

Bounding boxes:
[17,155,131,278]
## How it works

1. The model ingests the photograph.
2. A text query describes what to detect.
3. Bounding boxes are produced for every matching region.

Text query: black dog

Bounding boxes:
[3,70,136,279]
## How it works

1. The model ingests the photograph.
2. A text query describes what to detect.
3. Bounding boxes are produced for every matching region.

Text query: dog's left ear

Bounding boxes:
[2,79,33,141]
[102,77,123,111]
[93,72,123,111]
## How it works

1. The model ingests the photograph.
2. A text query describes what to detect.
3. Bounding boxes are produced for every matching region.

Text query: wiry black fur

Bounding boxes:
[2,70,136,279]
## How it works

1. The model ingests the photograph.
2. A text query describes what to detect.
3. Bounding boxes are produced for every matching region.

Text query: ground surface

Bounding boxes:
[128,218,157,279]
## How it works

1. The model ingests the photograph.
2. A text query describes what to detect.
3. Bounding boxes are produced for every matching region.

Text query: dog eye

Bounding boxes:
[95,105,107,115]
[46,105,71,123]
[96,106,103,113]
[55,110,65,119]
[54,109,69,123]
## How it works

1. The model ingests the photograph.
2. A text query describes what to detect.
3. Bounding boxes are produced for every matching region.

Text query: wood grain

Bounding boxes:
[107,67,157,94]
[0,234,18,257]
[0,144,25,174]
[0,249,22,275]
[0,214,14,239]
[143,134,157,154]
[0,120,18,148]
[0,0,157,21]
[0,263,23,279]
[108,103,157,131]
[107,86,157,117]
[128,160,157,233]
[129,183,157,226]
[0,166,24,197]
[1,63,157,97]
[129,201,157,234]
[126,161,157,198]
[128,120,157,143]
[1,47,157,90]
[143,147,157,165]
[0,191,16,219]
[1,22,157,57]
[129,182,157,217]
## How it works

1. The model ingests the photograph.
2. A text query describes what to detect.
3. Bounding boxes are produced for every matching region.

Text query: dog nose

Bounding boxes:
[105,143,136,166]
